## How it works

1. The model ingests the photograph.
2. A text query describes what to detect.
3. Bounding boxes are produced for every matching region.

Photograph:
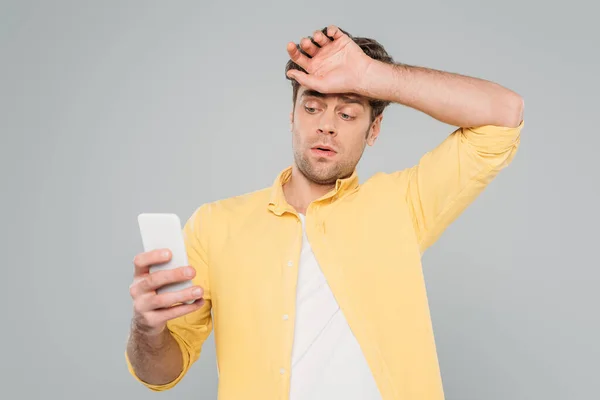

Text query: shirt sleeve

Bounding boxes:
[393,120,523,254]
[125,204,214,391]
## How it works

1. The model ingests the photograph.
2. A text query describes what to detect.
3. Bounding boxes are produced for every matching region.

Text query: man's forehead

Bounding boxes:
[299,88,367,105]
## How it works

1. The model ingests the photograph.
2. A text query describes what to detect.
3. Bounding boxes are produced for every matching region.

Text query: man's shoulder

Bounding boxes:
[193,185,272,222]
[361,168,413,191]
[214,186,272,209]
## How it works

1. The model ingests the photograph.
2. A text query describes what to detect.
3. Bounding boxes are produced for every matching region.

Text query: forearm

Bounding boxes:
[126,324,183,385]
[360,60,524,128]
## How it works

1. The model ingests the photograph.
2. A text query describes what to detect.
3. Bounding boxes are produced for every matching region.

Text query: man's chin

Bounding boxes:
[295,156,345,185]
[305,168,340,185]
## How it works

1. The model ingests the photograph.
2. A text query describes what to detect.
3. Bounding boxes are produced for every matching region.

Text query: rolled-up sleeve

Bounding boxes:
[125,204,214,391]
[394,120,523,253]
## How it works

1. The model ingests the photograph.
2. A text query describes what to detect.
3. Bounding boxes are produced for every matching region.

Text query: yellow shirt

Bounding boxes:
[126,121,523,399]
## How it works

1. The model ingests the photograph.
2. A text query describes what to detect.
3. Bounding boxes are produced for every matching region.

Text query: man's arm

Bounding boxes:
[125,205,214,391]
[126,323,184,386]
[286,25,524,252]
[372,62,525,252]
[360,60,524,128]
[354,49,524,252]
[286,25,523,129]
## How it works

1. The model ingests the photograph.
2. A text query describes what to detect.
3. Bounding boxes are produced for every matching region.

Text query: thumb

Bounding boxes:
[287,70,317,90]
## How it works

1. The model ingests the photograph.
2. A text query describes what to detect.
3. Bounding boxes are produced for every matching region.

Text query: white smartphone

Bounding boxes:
[137,213,194,304]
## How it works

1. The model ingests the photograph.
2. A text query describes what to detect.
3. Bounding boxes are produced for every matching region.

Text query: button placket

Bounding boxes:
[279,216,301,389]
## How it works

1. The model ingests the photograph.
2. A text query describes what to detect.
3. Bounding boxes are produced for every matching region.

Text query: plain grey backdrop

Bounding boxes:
[2,0,599,399]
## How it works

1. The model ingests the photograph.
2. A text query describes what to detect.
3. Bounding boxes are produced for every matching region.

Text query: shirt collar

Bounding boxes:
[267,165,360,216]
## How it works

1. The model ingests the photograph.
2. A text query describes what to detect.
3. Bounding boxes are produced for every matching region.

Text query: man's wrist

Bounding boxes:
[130,319,169,350]
[357,59,406,104]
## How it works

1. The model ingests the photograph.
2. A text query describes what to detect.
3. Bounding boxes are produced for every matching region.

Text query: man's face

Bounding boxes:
[290,86,382,185]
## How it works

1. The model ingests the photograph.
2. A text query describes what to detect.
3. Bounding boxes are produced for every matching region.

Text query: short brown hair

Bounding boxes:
[285,27,395,123]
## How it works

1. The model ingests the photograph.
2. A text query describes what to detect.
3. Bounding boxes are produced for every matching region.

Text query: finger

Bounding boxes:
[312,30,330,47]
[286,42,310,70]
[300,37,319,57]
[152,298,207,324]
[131,265,196,297]
[144,265,195,292]
[325,25,344,41]
[136,285,204,312]
[286,70,318,91]
[132,249,171,277]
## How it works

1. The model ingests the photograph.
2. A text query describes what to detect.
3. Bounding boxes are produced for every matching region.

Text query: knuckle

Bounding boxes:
[133,301,145,315]
[129,277,143,297]
[146,295,161,310]
[144,274,157,289]
[151,293,168,309]
[132,254,142,267]
[175,267,188,281]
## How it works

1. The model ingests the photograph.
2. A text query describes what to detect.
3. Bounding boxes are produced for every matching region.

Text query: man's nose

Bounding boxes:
[317,127,336,135]
[317,115,337,135]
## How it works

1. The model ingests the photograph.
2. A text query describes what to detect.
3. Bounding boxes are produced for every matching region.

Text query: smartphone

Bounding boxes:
[137,213,194,304]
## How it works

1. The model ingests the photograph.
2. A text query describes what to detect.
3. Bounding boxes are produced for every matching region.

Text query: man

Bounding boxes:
[126,25,524,399]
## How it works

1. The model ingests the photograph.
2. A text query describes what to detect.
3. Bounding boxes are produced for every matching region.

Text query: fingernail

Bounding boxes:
[192,287,203,297]
[185,267,194,277]
[163,250,170,258]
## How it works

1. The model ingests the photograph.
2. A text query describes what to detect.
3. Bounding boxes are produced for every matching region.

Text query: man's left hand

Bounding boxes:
[286,25,373,95]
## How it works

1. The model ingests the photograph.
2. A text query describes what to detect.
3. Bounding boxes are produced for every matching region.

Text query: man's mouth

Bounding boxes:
[312,145,336,152]
[311,146,337,157]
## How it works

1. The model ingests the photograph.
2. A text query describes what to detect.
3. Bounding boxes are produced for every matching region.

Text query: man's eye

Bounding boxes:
[341,113,354,120]
[304,106,317,113]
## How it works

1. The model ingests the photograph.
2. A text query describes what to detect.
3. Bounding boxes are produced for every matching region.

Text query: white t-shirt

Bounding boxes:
[289,214,382,400]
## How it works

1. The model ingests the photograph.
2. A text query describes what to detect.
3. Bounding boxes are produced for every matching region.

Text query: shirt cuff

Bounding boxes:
[462,120,524,155]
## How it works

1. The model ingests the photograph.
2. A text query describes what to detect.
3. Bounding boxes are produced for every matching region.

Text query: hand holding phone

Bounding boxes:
[138,213,195,299]
[129,213,205,336]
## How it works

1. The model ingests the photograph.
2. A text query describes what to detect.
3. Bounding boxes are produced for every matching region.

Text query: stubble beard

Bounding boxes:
[293,145,364,186]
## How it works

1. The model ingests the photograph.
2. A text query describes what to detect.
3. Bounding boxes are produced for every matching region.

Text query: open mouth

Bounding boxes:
[311,147,336,157]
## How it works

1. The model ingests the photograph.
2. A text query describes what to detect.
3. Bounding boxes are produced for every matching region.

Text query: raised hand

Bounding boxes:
[286,25,374,95]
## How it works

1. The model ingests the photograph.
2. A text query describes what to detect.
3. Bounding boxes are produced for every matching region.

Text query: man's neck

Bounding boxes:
[282,164,335,215]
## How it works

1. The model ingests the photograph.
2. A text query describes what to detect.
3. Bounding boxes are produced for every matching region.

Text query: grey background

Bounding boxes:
[1,0,598,399]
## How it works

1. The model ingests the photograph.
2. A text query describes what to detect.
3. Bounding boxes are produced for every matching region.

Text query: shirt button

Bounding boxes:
[280,368,286,375]
[287,260,293,267]
[282,314,289,320]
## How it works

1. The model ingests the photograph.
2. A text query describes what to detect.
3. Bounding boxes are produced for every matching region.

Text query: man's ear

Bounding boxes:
[289,111,294,131]
[366,115,383,146]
